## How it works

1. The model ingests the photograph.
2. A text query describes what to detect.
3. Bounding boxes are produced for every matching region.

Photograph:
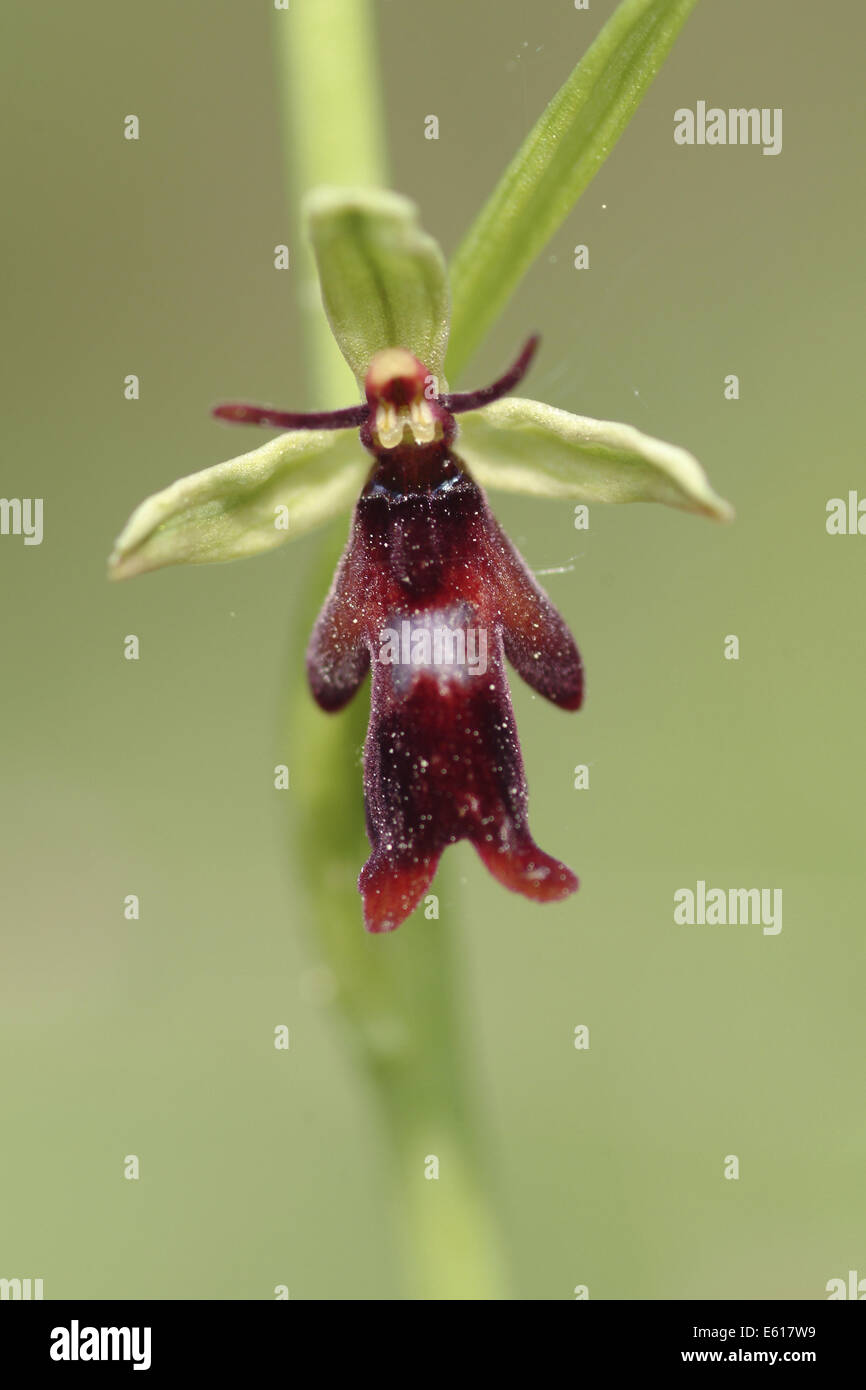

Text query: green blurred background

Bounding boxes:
[1,0,864,1299]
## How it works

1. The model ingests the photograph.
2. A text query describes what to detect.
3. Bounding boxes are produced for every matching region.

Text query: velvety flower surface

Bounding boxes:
[305,342,583,930]
[109,188,732,932]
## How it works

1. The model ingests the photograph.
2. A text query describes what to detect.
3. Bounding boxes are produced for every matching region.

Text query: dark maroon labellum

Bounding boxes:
[214,338,584,932]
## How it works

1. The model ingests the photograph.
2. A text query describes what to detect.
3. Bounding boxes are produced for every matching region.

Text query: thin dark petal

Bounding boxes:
[441,335,539,415]
[212,402,368,430]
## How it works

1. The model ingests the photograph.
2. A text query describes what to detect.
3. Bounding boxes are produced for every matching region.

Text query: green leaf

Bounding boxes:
[456,397,733,520]
[447,0,700,376]
[108,428,366,580]
[306,186,451,387]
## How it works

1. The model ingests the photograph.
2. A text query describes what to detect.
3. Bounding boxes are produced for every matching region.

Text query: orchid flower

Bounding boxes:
[109,187,731,933]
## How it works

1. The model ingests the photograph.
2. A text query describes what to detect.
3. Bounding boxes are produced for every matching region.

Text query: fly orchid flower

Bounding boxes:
[109,188,732,933]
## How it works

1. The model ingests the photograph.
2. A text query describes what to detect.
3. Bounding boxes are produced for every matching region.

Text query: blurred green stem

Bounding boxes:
[274,0,506,1299]
[274,0,385,408]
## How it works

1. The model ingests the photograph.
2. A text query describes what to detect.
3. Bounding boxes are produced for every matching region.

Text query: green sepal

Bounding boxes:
[108,428,366,580]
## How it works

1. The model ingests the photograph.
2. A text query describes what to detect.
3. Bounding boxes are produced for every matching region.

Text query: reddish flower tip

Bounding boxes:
[474,837,579,902]
[359,851,440,934]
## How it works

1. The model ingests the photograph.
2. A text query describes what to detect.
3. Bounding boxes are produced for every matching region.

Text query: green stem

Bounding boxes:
[274,0,506,1299]
[274,0,386,407]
